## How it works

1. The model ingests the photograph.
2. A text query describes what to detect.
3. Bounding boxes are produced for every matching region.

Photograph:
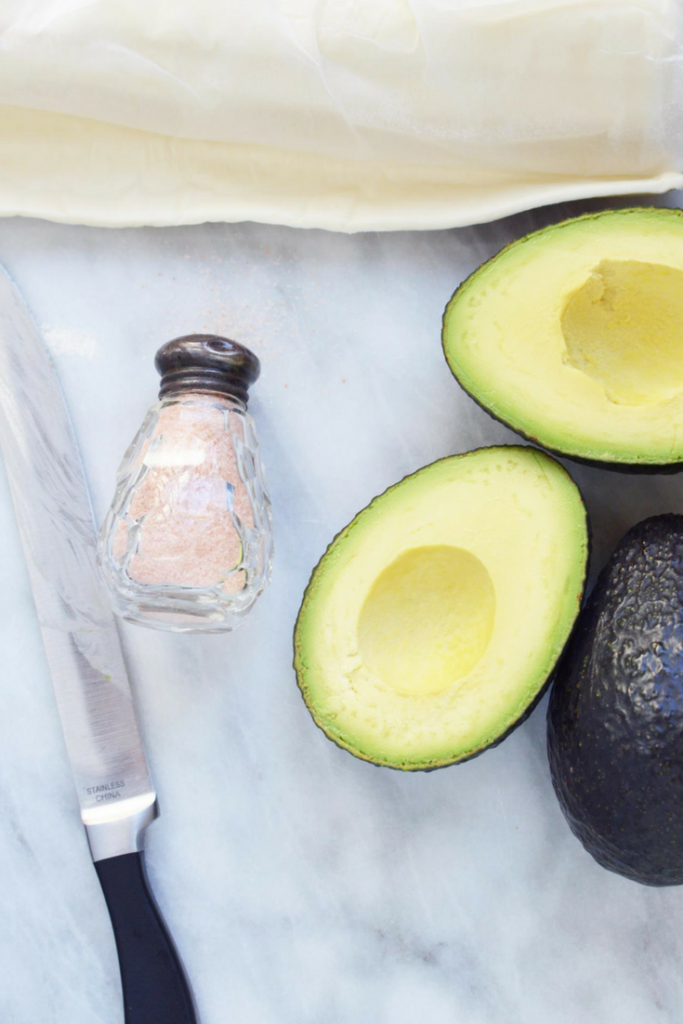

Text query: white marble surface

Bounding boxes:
[2,196,683,1024]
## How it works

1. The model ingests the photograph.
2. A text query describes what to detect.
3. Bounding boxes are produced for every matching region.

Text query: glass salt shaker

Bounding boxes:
[98,334,273,632]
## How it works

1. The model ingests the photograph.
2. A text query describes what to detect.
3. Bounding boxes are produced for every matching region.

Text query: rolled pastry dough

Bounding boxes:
[0,0,680,230]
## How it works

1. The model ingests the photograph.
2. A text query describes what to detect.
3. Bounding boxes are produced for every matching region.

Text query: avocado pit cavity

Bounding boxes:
[357,545,495,696]
[561,260,683,406]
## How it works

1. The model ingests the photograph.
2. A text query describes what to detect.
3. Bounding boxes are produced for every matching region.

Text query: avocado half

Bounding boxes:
[549,516,683,886]
[442,208,683,466]
[294,446,589,770]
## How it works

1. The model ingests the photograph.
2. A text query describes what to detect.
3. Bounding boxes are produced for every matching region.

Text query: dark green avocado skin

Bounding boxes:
[548,515,683,886]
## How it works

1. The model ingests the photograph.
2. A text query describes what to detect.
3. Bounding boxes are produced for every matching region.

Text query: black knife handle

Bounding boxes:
[95,852,197,1024]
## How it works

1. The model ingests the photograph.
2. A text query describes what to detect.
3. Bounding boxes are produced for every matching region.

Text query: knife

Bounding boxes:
[0,266,197,1024]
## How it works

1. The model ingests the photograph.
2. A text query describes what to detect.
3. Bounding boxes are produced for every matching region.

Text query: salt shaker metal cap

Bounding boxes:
[156,334,261,403]
[98,334,273,632]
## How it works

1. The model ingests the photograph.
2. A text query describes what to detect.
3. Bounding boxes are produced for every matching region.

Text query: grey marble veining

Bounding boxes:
[1,195,683,1023]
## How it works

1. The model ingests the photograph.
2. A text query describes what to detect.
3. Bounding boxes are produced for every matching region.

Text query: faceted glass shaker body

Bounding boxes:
[98,392,272,632]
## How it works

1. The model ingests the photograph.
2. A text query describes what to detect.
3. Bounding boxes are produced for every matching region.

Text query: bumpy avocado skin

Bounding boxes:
[548,515,683,886]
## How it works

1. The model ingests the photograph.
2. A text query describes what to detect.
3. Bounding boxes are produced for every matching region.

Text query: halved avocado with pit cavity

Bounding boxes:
[442,208,683,466]
[294,446,588,770]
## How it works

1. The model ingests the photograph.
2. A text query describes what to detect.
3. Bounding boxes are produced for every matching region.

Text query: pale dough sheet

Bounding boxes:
[1,0,681,230]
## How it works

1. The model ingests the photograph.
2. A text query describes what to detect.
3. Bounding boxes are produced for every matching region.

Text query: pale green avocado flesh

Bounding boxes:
[294,446,588,770]
[442,208,683,465]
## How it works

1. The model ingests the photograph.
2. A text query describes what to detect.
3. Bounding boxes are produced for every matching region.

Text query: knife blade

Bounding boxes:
[0,265,196,1024]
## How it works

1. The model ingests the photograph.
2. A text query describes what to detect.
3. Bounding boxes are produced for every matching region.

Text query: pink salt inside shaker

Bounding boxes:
[98,335,273,633]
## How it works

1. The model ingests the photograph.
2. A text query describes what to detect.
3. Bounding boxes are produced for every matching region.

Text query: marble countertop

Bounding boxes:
[2,195,683,1024]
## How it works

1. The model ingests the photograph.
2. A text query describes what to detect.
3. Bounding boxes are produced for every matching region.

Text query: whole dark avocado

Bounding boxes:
[548,515,683,886]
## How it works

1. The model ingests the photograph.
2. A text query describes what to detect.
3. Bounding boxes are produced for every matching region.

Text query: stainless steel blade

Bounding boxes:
[0,266,156,861]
